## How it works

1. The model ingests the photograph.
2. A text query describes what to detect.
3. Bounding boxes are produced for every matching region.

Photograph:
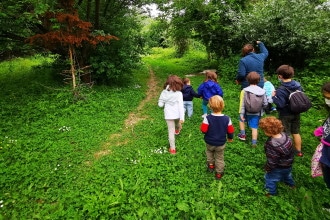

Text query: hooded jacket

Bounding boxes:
[181,85,200,101]
[272,80,302,116]
[239,85,268,115]
[158,86,185,121]
[197,80,223,101]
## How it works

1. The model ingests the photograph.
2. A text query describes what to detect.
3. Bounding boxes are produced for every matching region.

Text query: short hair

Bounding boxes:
[321,82,330,94]
[246,71,260,85]
[242,44,254,57]
[276,65,294,79]
[208,95,224,113]
[163,75,183,92]
[205,70,218,83]
[183,77,190,85]
[259,116,284,136]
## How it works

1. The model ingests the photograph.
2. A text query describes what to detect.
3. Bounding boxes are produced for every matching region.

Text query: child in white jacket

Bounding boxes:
[158,75,185,154]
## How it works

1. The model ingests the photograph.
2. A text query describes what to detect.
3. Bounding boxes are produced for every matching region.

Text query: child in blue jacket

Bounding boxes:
[198,71,223,118]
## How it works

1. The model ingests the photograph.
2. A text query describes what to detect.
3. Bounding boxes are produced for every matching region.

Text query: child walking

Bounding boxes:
[181,77,200,118]
[272,65,305,157]
[158,75,185,154]
[200,95,235,180]
[263,76,276,114]
[198,70,224,118]
[259,116,295,196]
[237,71,268,147]
[313,81,330,189]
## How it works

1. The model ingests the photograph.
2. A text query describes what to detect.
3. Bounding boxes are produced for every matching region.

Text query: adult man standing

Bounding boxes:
[236,41,269,89]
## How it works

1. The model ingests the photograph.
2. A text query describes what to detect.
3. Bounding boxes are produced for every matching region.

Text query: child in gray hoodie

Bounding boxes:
[237,71,268,147]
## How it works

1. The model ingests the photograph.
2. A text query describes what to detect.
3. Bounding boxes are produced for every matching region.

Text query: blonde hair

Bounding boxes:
[208,95,224,113]
[259,116,284,135]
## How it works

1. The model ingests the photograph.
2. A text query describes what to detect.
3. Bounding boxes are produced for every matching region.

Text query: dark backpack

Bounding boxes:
[244,91,264,113]
[280,86,312,114]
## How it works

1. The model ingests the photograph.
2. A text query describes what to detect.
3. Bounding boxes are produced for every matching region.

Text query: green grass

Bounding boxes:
[0,51,329,219]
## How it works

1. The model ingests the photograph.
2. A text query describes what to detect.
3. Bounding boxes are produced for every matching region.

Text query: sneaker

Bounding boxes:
[207,164,215,173]
[175,130,180,135]
[237,133,246,141]
[296,151,303,157]
[215,173,222,180]
[169,148,176,154]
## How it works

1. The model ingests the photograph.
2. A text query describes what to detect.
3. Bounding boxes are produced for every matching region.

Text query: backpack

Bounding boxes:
[244,91,264,113]
[280,86,312,114]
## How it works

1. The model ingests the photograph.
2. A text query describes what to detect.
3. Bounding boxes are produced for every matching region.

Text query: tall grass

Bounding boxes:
[0,50,329,219]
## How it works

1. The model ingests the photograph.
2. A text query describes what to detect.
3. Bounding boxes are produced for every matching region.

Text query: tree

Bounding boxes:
[27,0,118,90]
[231,0,330,69]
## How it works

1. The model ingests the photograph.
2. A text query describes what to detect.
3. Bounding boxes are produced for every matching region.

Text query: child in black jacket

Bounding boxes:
[181,77,200,118]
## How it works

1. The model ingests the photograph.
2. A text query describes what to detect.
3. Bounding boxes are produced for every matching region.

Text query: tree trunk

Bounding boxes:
[95,0,100,29]
[69,45,76,89]
[86,0,91,21]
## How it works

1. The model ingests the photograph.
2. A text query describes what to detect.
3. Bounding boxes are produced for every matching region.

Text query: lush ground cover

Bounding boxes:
[0,50,329,219]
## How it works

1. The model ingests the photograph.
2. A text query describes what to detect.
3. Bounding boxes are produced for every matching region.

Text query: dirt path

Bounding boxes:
[93,69,159,159]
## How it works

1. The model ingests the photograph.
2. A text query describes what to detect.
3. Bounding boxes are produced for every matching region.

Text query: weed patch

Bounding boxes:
[0,52,329,219]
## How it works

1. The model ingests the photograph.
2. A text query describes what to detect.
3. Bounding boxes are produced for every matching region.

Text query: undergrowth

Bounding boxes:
[0,51,329,219]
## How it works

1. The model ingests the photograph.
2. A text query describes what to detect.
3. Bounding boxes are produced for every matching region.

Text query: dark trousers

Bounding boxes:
[321,163,330,188]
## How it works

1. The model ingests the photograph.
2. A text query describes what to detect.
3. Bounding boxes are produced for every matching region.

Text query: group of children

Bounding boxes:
[158,67,330,196]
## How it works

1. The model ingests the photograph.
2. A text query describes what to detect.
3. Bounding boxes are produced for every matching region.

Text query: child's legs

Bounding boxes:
[281,115,301,151]
[282,168,295,187]
[202,100,209,114]
[214,145,225,174]
[292,134,302,151]
[291,115,301,151]
[251,128,258,141]
[321,163,330,189]
[183,101,188,115]
[246,115,260,143]
[166,120,176,149]
[186,101,193,117]
[238,115,245,131]
[265,169,281,195]
[174,119,182,131]
[206,144,215,165]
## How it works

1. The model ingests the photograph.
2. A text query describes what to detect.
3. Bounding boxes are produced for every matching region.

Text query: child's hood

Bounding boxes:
[281,80,302,91]
[159,88,181,105]
[204,80,218,88]
[182,84,192,92]
[244,85,265,96]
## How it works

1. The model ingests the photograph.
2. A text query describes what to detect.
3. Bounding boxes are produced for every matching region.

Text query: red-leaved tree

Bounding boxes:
[27,0,118,90]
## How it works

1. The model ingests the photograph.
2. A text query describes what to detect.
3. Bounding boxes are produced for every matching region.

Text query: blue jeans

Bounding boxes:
[202,99,209,114]
[265,167,295,195]
[183,101,194,118]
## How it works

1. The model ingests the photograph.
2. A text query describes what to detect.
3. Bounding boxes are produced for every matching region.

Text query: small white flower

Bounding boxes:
[0,204,3,208]
[54,168,58,171]
[0,200,3,203]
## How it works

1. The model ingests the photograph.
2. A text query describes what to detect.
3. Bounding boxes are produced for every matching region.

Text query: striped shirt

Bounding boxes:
[264,132,294,171]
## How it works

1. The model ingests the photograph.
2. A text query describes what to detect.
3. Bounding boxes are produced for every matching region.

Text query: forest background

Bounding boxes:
[0,0,330,219]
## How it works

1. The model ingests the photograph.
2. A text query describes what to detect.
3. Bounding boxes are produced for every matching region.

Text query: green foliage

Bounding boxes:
[87,4,145,85]
[232,0,330,69]
[1,48,330,219]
